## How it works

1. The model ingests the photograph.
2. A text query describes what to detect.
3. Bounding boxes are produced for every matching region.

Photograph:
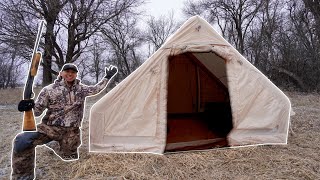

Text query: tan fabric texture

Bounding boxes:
[89,16,291,154]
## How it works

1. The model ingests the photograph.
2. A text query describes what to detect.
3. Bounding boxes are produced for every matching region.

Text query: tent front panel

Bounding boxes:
[89,50,169,153]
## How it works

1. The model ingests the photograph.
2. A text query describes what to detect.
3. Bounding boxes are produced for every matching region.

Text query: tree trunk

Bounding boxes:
[274,66,306,91]
[5,50,16,88]
[302,0,320,41]
[42,21,55,86]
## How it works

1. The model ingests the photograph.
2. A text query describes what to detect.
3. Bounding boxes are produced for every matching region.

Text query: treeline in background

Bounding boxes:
[0,0,319,92]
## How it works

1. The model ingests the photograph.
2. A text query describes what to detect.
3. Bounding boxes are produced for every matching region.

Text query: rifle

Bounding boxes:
[22,20,45,131]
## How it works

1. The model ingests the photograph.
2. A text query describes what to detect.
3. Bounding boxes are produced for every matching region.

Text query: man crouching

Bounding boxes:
[11,63,117,180]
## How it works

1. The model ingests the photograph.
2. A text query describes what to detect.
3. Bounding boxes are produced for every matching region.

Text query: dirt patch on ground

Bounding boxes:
[0,89,319,179]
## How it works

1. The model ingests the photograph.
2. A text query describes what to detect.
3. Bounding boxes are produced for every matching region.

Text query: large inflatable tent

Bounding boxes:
[89,16,291,154]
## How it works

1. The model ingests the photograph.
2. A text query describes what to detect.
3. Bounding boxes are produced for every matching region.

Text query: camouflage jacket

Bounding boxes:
[34,76,109,127]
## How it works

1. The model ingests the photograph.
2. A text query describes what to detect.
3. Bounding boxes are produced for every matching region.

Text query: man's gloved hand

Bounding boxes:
[18,99,35,112]
[105,65,118,79]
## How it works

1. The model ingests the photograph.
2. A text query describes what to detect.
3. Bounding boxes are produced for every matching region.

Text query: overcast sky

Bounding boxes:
[142,0,186,20]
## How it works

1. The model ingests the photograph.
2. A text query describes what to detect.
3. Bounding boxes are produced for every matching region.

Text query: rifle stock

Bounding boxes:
[30,53,41,76]
[22,52,42,131]
[23,110,36,131]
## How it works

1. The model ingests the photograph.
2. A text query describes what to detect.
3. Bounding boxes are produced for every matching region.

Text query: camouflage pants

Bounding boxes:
[11,123,81,180]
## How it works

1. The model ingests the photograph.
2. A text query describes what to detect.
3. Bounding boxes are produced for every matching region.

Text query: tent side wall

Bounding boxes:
[210,46,291,146]
[89,49,169,154]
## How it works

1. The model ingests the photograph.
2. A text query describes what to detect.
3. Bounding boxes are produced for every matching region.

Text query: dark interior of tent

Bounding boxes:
[165,52,233,152]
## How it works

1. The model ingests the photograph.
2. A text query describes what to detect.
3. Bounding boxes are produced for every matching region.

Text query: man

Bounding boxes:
[11,63,117,180]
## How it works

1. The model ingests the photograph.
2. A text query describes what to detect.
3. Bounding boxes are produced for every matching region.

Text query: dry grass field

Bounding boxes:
[0,88,319,179]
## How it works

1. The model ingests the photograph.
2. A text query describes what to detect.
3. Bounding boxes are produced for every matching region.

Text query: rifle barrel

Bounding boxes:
[30,20,45,65]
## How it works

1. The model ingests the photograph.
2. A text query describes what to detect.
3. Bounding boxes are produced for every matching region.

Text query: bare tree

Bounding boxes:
[184,0,264,54]
[76,55,91,81]
[87,38,109,83]
[75,39,109,84]
[243,0,319,91]
[101,14,144,80]
[302,0,320,40]
[285,0,320,91]
[247,0,284,72]
[0,44,25,88]
[0,55,8,88]
[0,0,144,86]
[145,12,180,54]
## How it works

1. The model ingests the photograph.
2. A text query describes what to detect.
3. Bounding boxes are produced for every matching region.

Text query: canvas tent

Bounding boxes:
[89,16,291,154]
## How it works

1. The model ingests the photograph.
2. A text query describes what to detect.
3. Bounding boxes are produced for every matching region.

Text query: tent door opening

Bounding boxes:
[165,52,233,152]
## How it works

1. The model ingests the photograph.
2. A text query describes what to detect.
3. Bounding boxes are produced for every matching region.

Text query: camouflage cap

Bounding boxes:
[62,63,78,72]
